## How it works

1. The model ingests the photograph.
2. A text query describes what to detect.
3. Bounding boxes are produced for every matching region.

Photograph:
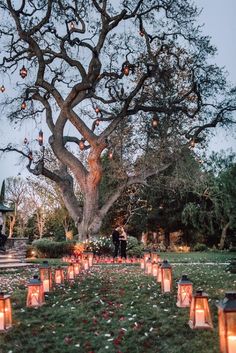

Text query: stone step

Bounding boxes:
[0,262,33,269]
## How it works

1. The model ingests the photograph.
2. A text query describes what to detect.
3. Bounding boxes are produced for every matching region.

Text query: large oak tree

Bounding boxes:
[0,0,235,240]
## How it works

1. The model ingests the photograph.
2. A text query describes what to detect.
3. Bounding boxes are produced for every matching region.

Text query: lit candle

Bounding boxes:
[55,275,61,284]
[164,279,170,292]
[68,271,74,280]
[31,292,39,306]
[228,336,236,353]
[43,279,50,292]
[181,291,190,306]
[0,311,4,330]
[195,309,205,326]
[152,266,158,277]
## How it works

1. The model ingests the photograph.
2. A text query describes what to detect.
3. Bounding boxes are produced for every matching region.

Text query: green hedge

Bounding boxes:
[32,238,75,258]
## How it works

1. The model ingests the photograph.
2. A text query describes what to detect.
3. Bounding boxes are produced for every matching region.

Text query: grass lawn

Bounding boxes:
[0,252,235,353]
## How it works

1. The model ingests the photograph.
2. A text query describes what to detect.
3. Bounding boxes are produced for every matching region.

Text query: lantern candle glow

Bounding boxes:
[189,290,213,329]
[67,263,75,280]
[54,267,64,284]
[0,293,12,331]
[160,260,173,293]
[176,275,193,307]
[39,261,53,293]
[26,275,45,307]
[217,292,236,353]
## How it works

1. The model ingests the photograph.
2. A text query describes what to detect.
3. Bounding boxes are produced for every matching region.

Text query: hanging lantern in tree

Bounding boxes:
[139,29,145,36]
[176,275,193,308]
[21,101,26,110]
[73,262,81,276]
[160,260,173,293]
[38,130,44,146]
[152,116,159,129]
[108,150,113,160]
[0,85,5,93]
[95,107,100,114]
[20,65,27,78]
[54,267,64,285]
[39,261,53,293]
[28,151,33,160]
[217,292,236,353]
[69,21,76,30]
[189,138,195,148]
[189,290,213,329]
[67,263,75,281]
[122,64,130,76]
[26,275,45,307]
[24,137,28,145]
[95,119,100,126]
[79,139,85,151]
[121,61,135,76]
[0,293,12,331]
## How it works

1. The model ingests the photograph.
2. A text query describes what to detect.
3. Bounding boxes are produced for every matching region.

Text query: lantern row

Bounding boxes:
[0,251,94,332]
[141,250,236,353]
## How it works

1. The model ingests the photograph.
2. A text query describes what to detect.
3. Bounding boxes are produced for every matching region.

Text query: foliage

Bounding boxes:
[192,243,209,252]
[32,238,75,258]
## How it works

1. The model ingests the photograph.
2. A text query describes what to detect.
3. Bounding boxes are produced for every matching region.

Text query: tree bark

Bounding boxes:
[219,221,230,250]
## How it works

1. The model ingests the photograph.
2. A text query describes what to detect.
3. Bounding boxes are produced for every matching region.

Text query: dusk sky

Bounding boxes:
[0,0,236,186]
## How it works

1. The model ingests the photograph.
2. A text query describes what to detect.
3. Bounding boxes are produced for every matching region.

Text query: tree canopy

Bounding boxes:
[0,0,235,239]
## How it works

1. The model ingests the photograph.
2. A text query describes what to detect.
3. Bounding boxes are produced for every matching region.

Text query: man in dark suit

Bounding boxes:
[112,225,120,258]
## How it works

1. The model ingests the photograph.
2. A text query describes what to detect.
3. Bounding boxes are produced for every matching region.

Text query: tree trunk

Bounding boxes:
[8,215,16,238]
[219,222,230,250]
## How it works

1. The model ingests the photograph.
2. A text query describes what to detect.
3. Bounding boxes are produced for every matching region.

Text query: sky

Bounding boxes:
[0,0,236,187]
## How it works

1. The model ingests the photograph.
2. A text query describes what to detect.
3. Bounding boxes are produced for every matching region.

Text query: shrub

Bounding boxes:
[192,243,208,252]
[32,238,75,258]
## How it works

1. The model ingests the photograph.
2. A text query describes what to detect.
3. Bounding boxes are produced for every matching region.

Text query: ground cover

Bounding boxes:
[0,252,235,353]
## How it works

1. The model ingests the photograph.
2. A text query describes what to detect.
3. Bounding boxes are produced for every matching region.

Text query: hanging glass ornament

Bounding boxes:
[20,65,27,79]
[38,130,44,146]
[0,85,5,93]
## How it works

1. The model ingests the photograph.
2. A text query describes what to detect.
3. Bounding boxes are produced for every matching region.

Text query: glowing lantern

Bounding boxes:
[73,262,81,276]
[95,119,100,126]
[151,251,160,263]
[152,117,159,129]
[140,258,145,269]
[26,275,45,307]
[139,30,144,36]
[83,251,94,267]
[69,21,76,30]
[157,262,162,282]
[145,258,152,275]
[0,293,12,331]
[189,290,213,329]
[79,139,85,151]
[143,250,151,266]
[190,139,195,148]
[24,137,28,144]
[123,64,130,76]
[39,261,53,293]
[28,151,33,160]
[95,107,100,114]
[160,260,173,293]
[67,263,75,280]
[217,292,236,353]
[21,101,26,110]
[108,150,113,159]
[38,130,43,146]
[54,267,64,285]
[0,85,5,93]
[152,262,159,277]
[176,275,193,307]
[82,257,89,270]
[20,65,27,78]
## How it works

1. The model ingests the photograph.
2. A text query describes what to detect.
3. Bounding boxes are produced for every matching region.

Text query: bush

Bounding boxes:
[32,239,75,258]
[192,243,208,252]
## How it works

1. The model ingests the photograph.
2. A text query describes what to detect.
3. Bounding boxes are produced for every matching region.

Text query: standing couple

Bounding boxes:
[112,225,127,259]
